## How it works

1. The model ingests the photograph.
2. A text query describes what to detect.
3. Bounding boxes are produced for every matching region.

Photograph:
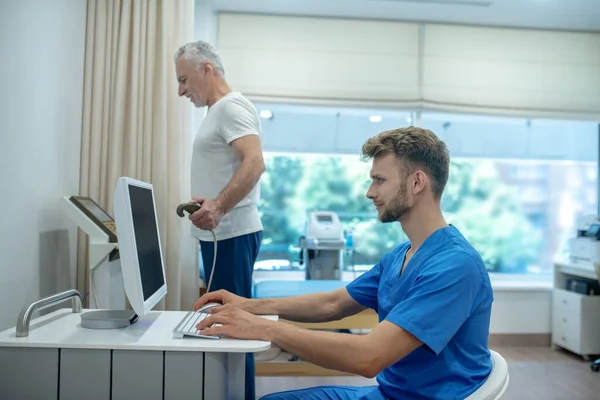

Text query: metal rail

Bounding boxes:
[16,289,83,337]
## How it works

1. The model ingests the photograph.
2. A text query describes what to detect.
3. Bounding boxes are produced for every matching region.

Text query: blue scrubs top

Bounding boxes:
[346,225,493,400]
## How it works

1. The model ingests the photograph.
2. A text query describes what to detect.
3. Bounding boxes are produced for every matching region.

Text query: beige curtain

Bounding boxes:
[77,0,198,311]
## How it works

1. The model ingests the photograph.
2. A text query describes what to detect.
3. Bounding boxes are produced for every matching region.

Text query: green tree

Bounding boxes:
[258,154,543,273]
[442,160,542,273]
[258,156,305,259]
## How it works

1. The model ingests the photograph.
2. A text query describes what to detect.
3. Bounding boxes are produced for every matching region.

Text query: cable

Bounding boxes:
[176,202,218,294]
[205,229,217,293]
[91,269,102,309]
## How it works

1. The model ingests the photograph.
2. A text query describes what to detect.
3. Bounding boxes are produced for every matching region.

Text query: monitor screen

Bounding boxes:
[77,198,113,223]
[128,185,166,301]
[317,215,333,223]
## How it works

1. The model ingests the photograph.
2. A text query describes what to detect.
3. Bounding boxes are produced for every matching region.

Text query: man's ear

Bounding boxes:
[412,171,428,194]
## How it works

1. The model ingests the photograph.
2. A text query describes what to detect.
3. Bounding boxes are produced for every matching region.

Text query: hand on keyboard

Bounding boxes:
[195,307,276,341]
[172,310,222,339]
[193,289,251,314]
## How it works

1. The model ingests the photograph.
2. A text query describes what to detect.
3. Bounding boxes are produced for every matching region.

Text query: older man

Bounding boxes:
[174,40,265,400]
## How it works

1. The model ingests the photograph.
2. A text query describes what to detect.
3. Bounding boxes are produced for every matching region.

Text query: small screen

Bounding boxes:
[78,198,113,222]
[317,215,332,223]
[128,185,165,301]
[589,224,600,234]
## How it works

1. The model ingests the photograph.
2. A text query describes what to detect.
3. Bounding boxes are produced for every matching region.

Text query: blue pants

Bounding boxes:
[199,231,262,400]
[260,385,385,400]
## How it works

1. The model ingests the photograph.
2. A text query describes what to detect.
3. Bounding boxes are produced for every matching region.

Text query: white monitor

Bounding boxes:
[113,177,167,317]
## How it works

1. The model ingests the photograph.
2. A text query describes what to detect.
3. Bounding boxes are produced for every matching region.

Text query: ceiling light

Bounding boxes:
[369,115,382,123]
[260,110,273,119]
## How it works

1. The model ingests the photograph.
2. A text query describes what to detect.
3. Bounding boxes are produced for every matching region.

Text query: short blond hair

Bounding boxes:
[361,126,450,199]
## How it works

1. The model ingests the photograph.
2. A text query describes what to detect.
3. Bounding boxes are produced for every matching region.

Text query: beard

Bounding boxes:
[379,188,412,223]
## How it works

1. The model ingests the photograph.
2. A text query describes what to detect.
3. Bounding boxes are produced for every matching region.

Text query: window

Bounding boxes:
[257,153,406,272]
[422,112,598,275]
[254,103,599,276]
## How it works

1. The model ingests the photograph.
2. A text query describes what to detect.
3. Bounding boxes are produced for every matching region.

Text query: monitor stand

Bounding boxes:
[80,310,139,329]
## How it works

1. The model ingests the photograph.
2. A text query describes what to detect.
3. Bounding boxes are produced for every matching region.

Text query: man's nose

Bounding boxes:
[366,186,375,199]
[178,86,185,97]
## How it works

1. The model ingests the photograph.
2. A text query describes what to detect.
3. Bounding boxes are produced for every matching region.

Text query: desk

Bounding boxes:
[0,308,277,399]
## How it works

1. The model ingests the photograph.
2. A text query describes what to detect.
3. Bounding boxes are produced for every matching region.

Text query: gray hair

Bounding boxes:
[174,40,224,75]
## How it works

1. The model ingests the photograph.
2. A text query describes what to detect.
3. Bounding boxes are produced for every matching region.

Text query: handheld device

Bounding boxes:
[176,202,218,293]
[176,202,201,217]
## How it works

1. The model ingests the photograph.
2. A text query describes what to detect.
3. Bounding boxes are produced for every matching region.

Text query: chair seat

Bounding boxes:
[465,350,509,400]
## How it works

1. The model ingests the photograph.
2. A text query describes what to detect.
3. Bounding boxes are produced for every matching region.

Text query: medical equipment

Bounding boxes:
[299,211,351,280]
[176,202,218,294]
[58,196,126,312]
[569,214,600,266]
[113,177,168,318]
[59,177,168,329]
[60,178,220,337]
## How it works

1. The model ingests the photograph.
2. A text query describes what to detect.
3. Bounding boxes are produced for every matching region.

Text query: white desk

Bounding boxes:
[0,308,277,399]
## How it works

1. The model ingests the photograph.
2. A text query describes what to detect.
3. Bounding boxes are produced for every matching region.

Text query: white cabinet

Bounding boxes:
[552,261,600,360]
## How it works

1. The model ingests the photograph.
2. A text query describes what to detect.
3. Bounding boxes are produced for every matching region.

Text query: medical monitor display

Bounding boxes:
[113,177,167,317]
[584,223,600,240]
[317,215,333,224]
[128,185,166,300]
[74,197,113,222]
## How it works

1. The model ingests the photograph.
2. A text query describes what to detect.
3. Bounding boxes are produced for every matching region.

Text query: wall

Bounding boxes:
[489,288,551,334]
[192,0,218,133]
[0,0,87,331]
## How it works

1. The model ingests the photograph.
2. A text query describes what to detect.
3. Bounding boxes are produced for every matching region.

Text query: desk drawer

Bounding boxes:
[553,289,583,316]
[553,306,582,331]
[552,313,582,353]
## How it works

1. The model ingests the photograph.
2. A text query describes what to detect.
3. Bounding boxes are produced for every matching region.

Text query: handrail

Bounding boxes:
[16,289,83,337]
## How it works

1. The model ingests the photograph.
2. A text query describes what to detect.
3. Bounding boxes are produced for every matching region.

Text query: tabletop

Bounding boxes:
[0,308,278,353]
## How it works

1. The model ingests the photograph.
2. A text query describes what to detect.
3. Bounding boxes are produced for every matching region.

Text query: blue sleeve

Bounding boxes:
[346,254,387,310]
[385,251,486,355]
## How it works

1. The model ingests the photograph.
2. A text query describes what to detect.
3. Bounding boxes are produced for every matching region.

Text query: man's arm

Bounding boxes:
[190,99,265,230]
[265,320,422,378]
[250,288,366,323]
[245,256,383,322]
[198,309,421,378]
[215,134,265,214]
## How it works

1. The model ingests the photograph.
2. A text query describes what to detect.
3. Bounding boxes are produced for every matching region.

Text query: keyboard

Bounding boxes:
[172,310,221,339]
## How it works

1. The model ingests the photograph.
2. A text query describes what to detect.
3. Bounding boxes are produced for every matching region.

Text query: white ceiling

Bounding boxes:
[209,0,600,32]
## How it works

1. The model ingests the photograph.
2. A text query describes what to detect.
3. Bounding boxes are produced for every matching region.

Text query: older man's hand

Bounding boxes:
[189,196,224,231]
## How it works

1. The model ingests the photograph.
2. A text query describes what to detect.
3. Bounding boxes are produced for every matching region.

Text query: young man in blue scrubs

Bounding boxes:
[194,127,494,400]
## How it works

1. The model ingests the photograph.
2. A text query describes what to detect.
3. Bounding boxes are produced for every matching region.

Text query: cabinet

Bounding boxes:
[552,261,600,360]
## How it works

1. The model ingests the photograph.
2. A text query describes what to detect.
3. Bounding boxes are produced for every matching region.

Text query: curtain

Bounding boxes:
[218,13,600,120]
[77,0,197,311]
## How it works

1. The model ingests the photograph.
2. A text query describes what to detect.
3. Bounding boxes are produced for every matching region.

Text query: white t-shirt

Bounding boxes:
[190,91,263,241]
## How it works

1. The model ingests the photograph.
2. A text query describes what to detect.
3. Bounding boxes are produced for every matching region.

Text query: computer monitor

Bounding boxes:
[113,177,167,317]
